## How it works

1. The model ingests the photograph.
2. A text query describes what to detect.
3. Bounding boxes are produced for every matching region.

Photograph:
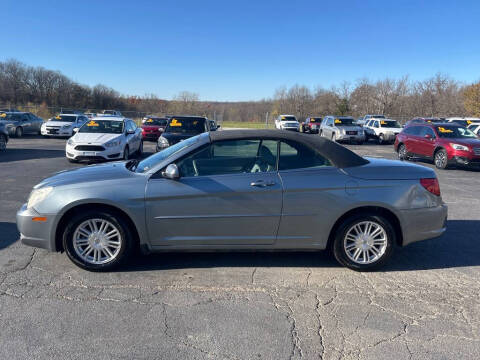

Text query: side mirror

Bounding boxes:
[73,128,79,133]
[424,134,433,140]
[162,163,180,180]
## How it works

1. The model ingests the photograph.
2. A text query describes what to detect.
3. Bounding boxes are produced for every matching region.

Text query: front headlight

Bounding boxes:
[67,139,75,146]
[158,137,169,146]
[27,187,53,209]
[105,139,121,148]
[451,143,469,151]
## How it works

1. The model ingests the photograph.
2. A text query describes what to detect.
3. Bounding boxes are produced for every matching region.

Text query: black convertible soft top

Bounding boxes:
[209,129,369,168]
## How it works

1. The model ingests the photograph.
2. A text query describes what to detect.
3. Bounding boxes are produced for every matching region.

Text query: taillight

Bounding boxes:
[420,178,440,196]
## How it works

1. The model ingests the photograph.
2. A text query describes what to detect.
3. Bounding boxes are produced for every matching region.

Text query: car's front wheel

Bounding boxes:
[15,127,23,138]
[137,141,143,157]
[333,214,395,271]
[434,149,448,169]
[397,144,408,160]
[123,145,129,160]
[63,210,133,271]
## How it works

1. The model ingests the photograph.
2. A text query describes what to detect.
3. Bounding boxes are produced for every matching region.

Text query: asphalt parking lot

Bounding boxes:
[1,135,479,360]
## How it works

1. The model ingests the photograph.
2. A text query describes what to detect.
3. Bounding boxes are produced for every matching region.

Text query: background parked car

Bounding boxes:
[41,114,89,137]
[0,122,9,151]
[406,117,443,125]
[98,110,123,117]
[467,123,480,135]
[320,116,365,144]
[445,117,480,127]
[0,111,43,137]
[300,117,323,133]
[357,114,385,126]
[141,116,168,141]
[363,118,402,144]
[274,115,300,131]
[66,117,142,162]
[395,123,480,169]
[157,116,211,151]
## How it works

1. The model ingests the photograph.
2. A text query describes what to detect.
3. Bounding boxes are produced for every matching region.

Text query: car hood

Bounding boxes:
[343,157,435,180]
[35,162,137,188]
[162,132,199,142]
[73,132,121,144]
[444,138,480,146]
[45,121,75,127]
[337,126,362,131]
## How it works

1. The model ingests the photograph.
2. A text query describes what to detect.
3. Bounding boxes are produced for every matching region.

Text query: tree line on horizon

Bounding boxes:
[1,58,480,123]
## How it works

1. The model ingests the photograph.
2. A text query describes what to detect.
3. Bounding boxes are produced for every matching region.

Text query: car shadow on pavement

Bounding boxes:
[0,148,65,163]
[0,222,19,250]
[122,220,480,273]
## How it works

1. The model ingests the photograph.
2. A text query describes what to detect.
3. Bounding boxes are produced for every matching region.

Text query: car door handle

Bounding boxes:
[250,180,276,187]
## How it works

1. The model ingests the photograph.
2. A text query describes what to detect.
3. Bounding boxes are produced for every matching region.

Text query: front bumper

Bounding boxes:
[16,203,58,251]
[281,126,299,131]
[41,127,73,137]
[336,133,366,142]
[66,143,123,161]
[400,204,448,246]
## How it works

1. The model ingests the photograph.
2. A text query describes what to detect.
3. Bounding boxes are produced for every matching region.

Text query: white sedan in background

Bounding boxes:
[41,114,89,137]
[66,117,142,163]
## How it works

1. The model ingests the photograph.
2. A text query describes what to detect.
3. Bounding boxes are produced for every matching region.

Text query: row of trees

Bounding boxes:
[1,58,480,123]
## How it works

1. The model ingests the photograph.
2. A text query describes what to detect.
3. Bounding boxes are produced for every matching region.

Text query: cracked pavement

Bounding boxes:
[1,137,479,359]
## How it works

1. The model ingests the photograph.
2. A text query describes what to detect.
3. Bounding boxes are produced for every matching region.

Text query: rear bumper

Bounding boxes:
[142,133,161,141]
[400,204,448,246]
[16,204,58,251]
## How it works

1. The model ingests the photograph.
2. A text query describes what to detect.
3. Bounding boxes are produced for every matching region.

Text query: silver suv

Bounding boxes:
[320,116,365,144]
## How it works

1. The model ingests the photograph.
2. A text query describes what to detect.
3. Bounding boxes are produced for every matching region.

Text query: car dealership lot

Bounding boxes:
[1,136,479,359]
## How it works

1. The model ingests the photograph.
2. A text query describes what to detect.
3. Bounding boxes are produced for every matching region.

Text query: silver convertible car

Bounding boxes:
[17,130,447,271]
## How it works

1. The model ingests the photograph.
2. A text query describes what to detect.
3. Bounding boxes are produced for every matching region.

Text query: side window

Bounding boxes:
[176,139,278,177]
[278,140,331,171]
[130,121,137,130]
[419,127,435,138]
[373,121,379,128]
[410,126,422,136]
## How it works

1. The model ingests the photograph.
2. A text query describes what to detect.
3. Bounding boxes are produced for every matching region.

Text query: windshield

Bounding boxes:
[144,118,167,126]
[310,118,321,123]
[79,120,124,134]
[51,115,76,122]
[281,116,297,121]
[371,115,385,119]
[435,126,478,139]
[0,113,21,121]
[164,117,206,134]
[334,118,355,126]
[380,120,401,128]
[135,134,202,173]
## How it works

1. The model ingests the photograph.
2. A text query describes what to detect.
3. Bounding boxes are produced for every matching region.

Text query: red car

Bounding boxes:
[141,117,168,141]
[394,123,480,169]
[300,117,323,133]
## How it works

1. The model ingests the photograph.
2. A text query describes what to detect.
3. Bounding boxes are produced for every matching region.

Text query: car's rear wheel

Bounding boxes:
[15,127,23,138]
[333,214,395,271]
[63,210,133,271]
[0,134,6,151]
[434,149,448,169]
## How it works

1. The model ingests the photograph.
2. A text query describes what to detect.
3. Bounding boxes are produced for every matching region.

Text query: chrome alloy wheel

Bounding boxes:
[344,221,388,265]
[435,151,447,168]
[73,219,122,265]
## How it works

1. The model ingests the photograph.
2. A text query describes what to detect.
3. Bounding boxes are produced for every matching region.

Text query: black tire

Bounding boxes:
[378,133,385,144]
[397,144,408,160]
[0,134,6,151]
[62,210,134,271]
[319,130,323,137]
[15,127,23,138]
[123,145,129,160]
[434,148,448,169]
[331,133,336,142]
[332,213,395,271]
[67,158,79,163]
[137,140,143,157]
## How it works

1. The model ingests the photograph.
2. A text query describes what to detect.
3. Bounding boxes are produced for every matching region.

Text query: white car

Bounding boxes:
[468,123,480,135]
[97,110,123,117]
[445,117,480,128]
[66,117,142,163]
[275,115,300,131]
[363,118,402,144]
[41,114,89,137]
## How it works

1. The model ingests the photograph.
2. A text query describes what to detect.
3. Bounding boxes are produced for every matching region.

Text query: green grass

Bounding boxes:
[219,121,274,129]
